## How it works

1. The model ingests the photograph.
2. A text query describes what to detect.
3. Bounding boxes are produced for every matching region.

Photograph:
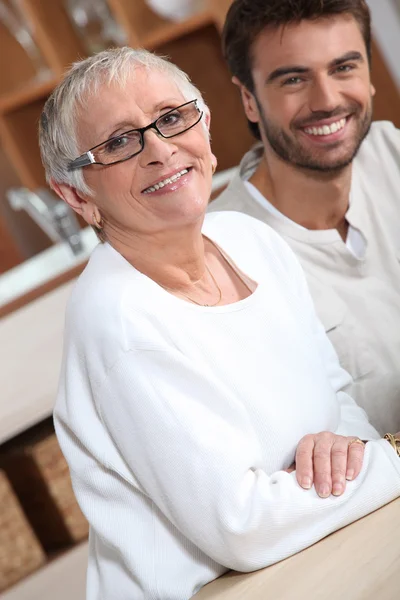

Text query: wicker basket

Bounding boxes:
[1,420,89,551]
[0,469,46,592]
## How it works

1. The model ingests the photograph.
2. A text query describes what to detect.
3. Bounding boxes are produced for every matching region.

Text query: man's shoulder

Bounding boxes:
[203,210,297,270]
[209,172,251,213]
[356,120,400,169]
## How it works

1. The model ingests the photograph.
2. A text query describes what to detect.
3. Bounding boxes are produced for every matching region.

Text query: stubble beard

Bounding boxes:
[256,98,373,174]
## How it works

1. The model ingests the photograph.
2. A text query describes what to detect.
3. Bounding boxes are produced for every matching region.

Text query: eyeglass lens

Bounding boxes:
[92,101,200,165]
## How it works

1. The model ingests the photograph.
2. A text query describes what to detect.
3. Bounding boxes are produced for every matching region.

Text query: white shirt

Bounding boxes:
[210,122,400,434]
[55,211,400,600]
[243,180,367,259]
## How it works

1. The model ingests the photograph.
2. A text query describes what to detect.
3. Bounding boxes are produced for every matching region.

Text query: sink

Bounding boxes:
[0,227,98,314]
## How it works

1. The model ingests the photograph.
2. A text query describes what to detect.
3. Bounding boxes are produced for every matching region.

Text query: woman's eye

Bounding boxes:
[104,135,131,153]
[159,111,181,126]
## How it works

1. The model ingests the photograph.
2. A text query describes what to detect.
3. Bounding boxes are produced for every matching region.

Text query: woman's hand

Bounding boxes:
[293,432,366,498]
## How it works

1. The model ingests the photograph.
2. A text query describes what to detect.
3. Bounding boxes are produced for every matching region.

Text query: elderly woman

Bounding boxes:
[39,47,400,600]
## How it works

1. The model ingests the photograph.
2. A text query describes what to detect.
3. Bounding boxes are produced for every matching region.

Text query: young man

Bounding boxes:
[210,0,400,433]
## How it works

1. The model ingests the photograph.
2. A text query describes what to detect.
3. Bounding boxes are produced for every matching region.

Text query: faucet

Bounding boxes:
[7,187,84,256]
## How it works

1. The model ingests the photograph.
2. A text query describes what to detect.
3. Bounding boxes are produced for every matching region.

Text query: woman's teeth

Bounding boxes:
[143,169,189,194]
[303,118,347,136]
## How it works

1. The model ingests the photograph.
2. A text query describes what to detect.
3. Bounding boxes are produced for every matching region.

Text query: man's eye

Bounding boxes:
[335,64,354,74]
[282,76,303,86]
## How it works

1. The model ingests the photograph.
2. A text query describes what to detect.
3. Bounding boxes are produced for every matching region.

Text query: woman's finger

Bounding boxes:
[330,436,349,496]
[346,438,366,481]
[295,435,315,489]
[312,432,335,498]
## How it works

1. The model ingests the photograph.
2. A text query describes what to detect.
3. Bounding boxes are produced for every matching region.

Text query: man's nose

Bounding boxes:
[308,75,341,114]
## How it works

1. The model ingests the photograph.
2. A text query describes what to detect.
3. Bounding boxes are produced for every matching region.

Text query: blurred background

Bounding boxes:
[0,1,399,599]
[0,0,399,279]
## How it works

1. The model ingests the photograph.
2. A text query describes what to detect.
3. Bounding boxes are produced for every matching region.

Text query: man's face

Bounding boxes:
[240,15,374,172]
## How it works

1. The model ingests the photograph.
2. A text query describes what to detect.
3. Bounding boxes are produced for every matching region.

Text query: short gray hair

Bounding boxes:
[39,47,207,196]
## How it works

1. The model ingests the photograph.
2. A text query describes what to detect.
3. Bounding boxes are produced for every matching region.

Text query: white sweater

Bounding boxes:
[55,212,400,600]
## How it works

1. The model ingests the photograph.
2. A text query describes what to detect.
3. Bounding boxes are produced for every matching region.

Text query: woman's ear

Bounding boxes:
[232,76,260,125]
[51,180,96,226]
[203,106,211,131]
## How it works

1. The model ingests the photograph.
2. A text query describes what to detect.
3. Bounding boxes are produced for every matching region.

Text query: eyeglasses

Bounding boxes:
[68,99,203,171]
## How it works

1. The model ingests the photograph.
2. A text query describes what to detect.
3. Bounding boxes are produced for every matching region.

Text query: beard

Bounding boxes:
[255,97,373,173]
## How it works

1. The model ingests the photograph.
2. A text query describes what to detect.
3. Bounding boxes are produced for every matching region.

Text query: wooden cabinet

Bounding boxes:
[0,0,254,274]
[0,0,399,275]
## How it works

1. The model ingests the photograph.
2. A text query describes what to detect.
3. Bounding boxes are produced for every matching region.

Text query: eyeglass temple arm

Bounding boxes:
[68,151,96,171]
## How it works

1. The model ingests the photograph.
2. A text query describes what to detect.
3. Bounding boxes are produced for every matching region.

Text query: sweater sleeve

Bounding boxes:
[97,346,400,573]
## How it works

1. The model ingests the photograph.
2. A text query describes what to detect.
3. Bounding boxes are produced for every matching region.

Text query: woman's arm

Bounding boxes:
[95,347,400,573]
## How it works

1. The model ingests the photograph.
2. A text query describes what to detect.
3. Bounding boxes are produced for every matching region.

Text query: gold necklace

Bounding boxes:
[164,263,222,307]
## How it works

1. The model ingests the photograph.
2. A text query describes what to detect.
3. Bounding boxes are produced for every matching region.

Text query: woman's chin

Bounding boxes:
[154,192,209,223]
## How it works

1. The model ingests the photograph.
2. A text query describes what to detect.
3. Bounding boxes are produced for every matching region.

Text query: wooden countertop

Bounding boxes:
[194,498,400,600]
[0,279,76,444]
[3,498,399,600]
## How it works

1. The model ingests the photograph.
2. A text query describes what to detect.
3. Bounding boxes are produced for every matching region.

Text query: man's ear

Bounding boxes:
[232,76,260,125]
[370,83,376,97]
[51,180,96,226]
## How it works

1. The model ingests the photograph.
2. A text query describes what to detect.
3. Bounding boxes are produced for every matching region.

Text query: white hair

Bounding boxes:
[39,47,208,196]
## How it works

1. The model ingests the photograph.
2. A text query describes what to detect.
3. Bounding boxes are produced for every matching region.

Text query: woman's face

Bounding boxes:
[75,68,215,238]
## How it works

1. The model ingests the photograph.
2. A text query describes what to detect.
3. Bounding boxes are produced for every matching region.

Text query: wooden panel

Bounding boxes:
[0,76,58,117]
[142,12,214,49]
[0,17,38,97]
[154,24,254,172]
[0,216,23,273]
[371,38,400,127]
[206,0,233,30]
[0,98,48,190]
[0,142,50,263]
[19,0,87,74]
[107,0,169,46]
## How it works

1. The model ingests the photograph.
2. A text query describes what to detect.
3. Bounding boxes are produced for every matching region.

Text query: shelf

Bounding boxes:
[0,227,97,316]
[0,75,59,115]
[0,11,216,114]
[2,542,88,600]
[141,11,215,49]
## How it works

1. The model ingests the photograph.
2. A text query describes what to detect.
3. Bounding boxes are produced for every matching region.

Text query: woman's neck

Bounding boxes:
[106,223,209,291]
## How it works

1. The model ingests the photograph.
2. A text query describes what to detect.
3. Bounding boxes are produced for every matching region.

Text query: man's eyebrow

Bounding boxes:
[266,66,309,84]
[266,51,364,84]
[328,50,364,68]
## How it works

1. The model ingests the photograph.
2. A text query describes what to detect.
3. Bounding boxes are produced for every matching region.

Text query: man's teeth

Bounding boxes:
[304,118,346,136]
[143,169,189,194]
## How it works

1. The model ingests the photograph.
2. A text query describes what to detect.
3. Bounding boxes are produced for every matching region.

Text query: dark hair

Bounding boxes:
[222,0,372,140]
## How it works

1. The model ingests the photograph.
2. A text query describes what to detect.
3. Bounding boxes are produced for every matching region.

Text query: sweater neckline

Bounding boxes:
[103,234,262,314]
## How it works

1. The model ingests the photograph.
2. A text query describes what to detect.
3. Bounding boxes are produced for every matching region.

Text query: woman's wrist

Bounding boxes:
[383,433,400,457]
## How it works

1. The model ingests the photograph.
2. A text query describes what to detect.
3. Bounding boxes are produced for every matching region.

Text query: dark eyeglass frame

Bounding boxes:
[68,99,203,171]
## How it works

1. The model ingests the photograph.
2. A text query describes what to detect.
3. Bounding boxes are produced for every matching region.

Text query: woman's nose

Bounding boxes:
[140,129,178,165]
